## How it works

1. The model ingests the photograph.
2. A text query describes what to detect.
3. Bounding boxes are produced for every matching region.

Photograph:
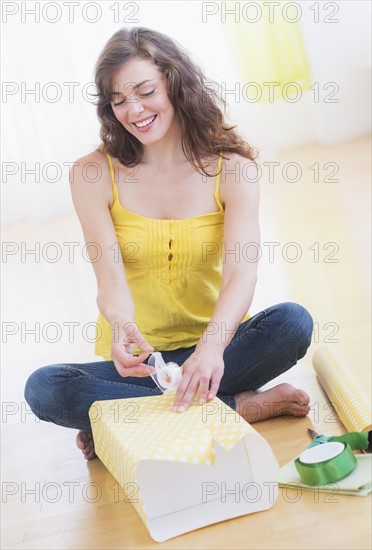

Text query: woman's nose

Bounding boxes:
[128,96,144,116]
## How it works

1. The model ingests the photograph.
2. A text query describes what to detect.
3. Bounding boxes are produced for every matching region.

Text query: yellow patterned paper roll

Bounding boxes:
[313,346,372,432]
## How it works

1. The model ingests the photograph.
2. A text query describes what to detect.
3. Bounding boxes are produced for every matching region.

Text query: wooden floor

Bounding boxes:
[2,136,371,549]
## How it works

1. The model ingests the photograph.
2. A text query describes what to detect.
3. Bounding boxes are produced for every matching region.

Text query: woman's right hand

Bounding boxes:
[111,320,156,378]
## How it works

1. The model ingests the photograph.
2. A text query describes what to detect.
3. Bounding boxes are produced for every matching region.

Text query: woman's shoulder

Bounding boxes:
[220,152,258,172]
[69,148,113,208]
[70,148,114,189]
[72,148,111,173]
[219,152,260,204]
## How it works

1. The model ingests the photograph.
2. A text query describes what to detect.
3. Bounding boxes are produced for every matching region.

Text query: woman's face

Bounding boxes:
[110,57,177,145]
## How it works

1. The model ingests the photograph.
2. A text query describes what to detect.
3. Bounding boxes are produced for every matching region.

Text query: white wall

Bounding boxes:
[300,0,371,143]
[1,1,371,226]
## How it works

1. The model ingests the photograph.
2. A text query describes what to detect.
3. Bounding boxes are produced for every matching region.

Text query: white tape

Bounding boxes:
[157,363,183,392]
[299,442,345,464]
[148,353,183,393]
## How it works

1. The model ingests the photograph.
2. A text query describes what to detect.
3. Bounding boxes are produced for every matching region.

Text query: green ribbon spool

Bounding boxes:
[295,442,356,486]
[294,431,370,486]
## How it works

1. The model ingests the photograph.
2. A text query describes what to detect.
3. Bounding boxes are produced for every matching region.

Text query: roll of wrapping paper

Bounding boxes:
[313,346,372,432]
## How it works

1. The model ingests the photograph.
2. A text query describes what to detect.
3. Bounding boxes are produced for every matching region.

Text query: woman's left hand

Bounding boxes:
[173,345,225,412]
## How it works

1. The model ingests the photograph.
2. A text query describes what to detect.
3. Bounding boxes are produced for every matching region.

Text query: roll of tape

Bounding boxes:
[156,362,183,392]
[149,353,183,394]
[295,441,357,486]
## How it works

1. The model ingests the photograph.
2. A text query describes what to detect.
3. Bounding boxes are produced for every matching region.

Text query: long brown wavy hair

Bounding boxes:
[94,27,258,176]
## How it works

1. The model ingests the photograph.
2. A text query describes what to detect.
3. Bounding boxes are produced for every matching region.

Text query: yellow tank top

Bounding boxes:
[94,152,249,359]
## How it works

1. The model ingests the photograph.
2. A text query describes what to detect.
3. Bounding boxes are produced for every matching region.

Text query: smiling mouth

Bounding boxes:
[133,115,157,128]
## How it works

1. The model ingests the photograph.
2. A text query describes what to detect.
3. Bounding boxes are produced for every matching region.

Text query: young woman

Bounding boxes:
[25,27,313,460]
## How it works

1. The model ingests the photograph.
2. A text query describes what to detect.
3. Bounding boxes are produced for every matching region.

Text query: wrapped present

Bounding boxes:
[89,394,279,542]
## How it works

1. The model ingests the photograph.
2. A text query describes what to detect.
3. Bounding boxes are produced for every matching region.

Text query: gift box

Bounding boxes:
[89,394,279,542]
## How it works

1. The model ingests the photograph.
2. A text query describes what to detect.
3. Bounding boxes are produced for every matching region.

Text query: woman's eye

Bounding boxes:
[112,89,154,107]
[141,90,155,97]
[112,99,125,107]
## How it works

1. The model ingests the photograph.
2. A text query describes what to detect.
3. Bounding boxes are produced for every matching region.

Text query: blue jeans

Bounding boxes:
[24,302,313,432]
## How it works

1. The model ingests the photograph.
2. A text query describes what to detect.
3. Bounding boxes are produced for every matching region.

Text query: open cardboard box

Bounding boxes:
[89,394,279,542]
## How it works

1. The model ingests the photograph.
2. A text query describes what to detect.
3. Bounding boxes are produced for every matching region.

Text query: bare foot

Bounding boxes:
[76,430,97,460]
[235,382,310,423]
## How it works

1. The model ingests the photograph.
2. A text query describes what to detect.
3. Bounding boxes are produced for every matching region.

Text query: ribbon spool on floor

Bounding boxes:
[294,430,371,486]
[295,441,357,486]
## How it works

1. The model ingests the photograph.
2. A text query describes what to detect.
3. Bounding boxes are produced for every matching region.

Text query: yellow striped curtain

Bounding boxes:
[226,1,312,103]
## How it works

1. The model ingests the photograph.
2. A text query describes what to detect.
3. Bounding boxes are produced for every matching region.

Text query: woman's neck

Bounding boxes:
[141,118,188,169]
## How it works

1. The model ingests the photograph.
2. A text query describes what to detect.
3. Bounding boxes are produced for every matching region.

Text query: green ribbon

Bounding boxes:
[294,431,370,486]
[310,431,369,451]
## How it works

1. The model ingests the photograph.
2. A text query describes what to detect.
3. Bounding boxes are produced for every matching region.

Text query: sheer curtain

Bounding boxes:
[2,1,370,226]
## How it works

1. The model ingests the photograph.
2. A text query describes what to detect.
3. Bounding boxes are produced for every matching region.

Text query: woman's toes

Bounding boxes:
[296,389,310,406]
[277,383,310,406]
[82,445,96,460]
[76,431,88,450]
[286,402,310,417]
[76,430,96,459]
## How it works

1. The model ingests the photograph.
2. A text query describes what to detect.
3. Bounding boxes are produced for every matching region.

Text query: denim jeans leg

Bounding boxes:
[154,303,313,412]
[218,302,313,403]
[24,360,163,432]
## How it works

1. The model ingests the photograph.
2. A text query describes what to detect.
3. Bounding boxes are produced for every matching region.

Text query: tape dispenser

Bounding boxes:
[148,352,183,394]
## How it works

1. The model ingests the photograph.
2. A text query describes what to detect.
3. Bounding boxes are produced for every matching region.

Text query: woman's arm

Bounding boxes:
[69,151,154,376]
[173,154,260,410]
[198,154,260,351]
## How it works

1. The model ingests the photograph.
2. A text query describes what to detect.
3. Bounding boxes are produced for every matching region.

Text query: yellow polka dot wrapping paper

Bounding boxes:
[89,394,279,542]
[313,346,372,433]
